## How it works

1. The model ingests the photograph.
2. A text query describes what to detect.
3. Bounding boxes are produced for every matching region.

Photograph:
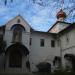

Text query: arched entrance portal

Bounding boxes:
[64,54,75,72]
[9,49,22,68]
[5,43,30,72]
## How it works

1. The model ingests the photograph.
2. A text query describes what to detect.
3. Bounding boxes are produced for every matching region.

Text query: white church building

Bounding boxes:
[0,9,75,73]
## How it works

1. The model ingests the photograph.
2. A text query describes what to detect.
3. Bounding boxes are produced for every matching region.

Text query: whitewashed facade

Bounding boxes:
[0,14,75,73]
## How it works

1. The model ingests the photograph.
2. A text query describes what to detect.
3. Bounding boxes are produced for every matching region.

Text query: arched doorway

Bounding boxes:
[5,43,30,72]
[53,56,61,72]
[64,54,75,72]
[9,49,22,68]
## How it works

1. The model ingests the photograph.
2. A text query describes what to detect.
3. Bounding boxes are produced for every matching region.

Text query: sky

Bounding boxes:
[0,0,75,31]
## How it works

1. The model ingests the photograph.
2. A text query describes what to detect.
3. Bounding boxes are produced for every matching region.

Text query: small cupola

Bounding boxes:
[56,9,66,21]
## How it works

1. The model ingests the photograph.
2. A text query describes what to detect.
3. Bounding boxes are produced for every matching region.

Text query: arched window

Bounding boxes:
[11,24,25,42]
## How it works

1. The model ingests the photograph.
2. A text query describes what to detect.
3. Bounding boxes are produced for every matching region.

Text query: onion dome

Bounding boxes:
[56,9,66,19]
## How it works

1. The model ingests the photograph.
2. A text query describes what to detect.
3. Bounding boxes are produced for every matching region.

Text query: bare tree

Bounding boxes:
[31,0,75,22]
[1,0,75,22]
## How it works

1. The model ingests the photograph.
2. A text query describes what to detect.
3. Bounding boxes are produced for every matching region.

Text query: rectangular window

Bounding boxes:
[30,38,32,45]
[51,40,55,47]
[40,39,44,47]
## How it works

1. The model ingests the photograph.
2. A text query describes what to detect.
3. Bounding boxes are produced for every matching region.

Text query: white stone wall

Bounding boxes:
[22,32,30,50]
[4,30,13,49]
[60,29,75,51]
[29,32,60,72]
[59,28,75,69]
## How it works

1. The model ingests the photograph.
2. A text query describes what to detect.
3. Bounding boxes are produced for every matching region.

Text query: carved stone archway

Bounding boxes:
[5,43,30,72]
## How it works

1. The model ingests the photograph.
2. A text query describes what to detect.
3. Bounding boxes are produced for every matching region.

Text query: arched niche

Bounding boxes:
[11,24,25,42]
